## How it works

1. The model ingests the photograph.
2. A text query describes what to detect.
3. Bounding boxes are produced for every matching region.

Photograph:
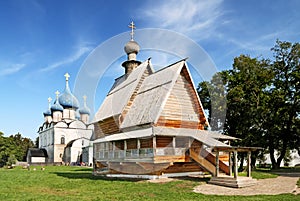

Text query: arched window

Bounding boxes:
[61,136,65,144]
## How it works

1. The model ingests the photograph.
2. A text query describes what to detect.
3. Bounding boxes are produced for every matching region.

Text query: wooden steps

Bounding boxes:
[208,176,257,188]
[190,150,216,175]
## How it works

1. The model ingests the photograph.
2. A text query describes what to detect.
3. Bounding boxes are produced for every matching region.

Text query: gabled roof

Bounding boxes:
[27,148,48,157]
[120,59,207,129]
[93,60,154,122]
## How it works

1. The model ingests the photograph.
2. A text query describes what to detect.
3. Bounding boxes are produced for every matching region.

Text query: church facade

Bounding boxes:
[28,73,94,166]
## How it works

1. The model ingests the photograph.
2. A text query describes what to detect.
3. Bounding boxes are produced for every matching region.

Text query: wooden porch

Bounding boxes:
[207,146,261,188]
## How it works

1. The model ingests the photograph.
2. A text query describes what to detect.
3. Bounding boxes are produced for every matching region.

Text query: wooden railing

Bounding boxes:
[200,148,230,175]
[96,147,186,160]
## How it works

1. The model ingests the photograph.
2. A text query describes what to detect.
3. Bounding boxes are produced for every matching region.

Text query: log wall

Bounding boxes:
[94,116,120,138]
[156,136,173,147]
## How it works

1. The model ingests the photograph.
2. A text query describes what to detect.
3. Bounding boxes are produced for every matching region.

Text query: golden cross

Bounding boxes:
[128,21,136,41]
[64,73,70,81]
[83,95,87,102]
[55,90,60,99]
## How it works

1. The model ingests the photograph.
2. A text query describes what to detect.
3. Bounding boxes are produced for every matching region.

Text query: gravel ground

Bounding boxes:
[193,175,300,195]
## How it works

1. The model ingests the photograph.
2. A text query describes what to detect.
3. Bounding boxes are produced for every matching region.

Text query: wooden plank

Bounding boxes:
[96,116,120,136]
[156,118,205,130]
[154,155,186,163]
[126,139,137,149]
[163,162,204,173]
[190,149,216,175]
[140,138,153,148]
[156,136,173,147]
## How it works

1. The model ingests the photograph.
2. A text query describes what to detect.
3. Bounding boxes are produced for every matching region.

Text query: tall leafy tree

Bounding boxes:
[225,55,272,168]
[197,71,228,131]
[265,40,300,168]
[0,132,34,167]
[198,40,300,169]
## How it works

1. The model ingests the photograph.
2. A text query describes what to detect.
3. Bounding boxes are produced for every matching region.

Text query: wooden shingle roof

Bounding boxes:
[120,60,185,129]
[93,60,153,122]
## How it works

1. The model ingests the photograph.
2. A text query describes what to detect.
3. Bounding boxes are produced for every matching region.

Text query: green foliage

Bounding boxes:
[6,154,16,166]
[0,166,298,200]
[0,132,34,167]
[197,40,300,169]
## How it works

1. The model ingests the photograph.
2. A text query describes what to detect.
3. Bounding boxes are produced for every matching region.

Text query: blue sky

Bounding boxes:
[0,0,299,140]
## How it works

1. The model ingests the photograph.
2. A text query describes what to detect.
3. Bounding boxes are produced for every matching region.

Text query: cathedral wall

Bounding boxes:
[52,126,93,164]
[53,127,93,145]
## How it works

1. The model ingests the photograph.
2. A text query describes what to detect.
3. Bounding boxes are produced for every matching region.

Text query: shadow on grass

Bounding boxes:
[52,169,210,183]
[255,167,300,177]
[52,171,146,182]
[173,176,210,183]
[72,168,93,172]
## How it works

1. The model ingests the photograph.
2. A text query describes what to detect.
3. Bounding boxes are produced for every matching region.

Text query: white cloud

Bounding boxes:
[0,63,26,76]
[40,45,92,72]
[140,0,224,40]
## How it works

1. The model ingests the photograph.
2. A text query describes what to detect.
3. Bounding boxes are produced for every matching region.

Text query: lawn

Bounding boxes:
[0,166,299,201]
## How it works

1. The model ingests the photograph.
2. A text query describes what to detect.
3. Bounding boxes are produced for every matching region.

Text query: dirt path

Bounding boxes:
[193,175,300,195]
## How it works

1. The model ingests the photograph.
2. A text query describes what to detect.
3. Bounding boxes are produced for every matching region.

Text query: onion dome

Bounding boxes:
[79,95,91,115]
[51,91,64,112]
[124,21,140,55]
[43,97,52,116]
[58,73,79,109]
[124,40,140,55]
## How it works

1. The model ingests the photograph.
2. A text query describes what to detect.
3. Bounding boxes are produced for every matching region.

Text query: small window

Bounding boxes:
[82,140,84,146]
[61,136,65,144]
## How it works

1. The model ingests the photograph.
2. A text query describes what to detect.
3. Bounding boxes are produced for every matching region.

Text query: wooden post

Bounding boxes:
[124,140,127,158]
[173,137,176,155]
[153,136,156,156]
[137,139,140,157]
[229,152,232,176]
[112,142,115,158]
[215,150,219,177]
[233,151,238,179]
[247,151,251,177]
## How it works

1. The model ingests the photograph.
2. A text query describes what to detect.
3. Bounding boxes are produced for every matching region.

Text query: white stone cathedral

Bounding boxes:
[28,73,94,166]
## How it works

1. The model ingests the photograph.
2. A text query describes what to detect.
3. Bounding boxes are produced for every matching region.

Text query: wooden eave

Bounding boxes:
[213,146,262,152]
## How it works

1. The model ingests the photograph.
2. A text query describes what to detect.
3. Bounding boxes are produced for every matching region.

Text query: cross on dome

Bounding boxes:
[64,73,70,81]
[128,21,136,41]
[55,90,60,99]
[48,97,52,103]
[83,95,87,103]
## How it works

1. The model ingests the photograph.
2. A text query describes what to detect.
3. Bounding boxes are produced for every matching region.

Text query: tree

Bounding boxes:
[198,40,300,169]
[0,132,34,167]
[197,71,228,131]
[264,40,300,168]
[35,136,39,148]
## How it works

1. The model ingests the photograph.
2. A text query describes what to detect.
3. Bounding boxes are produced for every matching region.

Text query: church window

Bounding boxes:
[61,136,65,144]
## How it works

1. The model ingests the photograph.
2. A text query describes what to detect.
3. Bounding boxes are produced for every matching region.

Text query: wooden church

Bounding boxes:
[93,23,258,187]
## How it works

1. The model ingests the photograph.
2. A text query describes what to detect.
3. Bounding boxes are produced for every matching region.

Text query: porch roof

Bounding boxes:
[213,146,262,152]
[93,127,235,148]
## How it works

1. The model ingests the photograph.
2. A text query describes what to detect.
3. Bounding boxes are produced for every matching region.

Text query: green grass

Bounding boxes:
[0,166,298,201]
[239,170,278,179]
